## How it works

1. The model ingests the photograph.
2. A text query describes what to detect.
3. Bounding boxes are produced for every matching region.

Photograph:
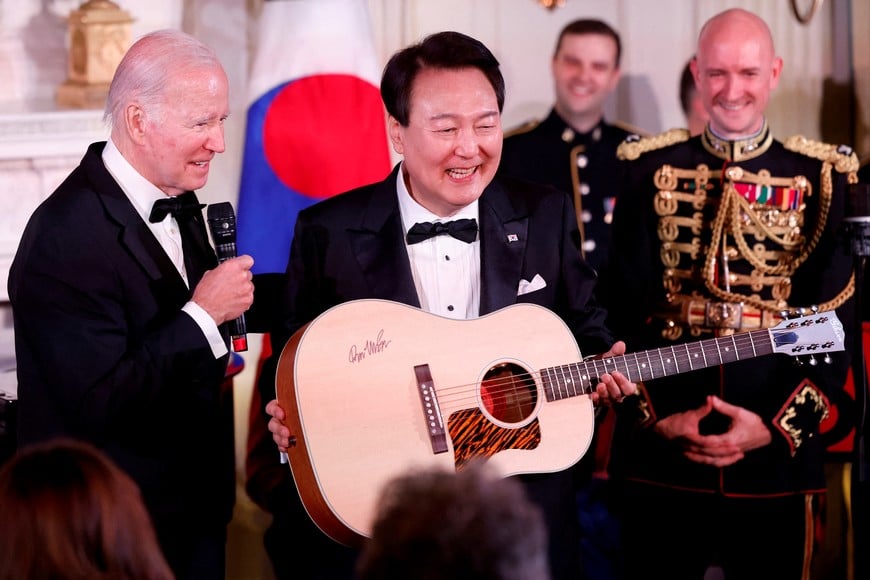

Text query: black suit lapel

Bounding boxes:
[349,167,421,307]
[83,143,195,300]
[479,179,528,315]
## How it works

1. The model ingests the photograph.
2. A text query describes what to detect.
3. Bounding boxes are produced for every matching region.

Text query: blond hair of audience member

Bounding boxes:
[0,438,174,580]
[357,463,550,580]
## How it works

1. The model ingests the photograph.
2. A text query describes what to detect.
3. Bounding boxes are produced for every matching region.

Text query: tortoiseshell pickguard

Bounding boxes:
[447,407,541,470]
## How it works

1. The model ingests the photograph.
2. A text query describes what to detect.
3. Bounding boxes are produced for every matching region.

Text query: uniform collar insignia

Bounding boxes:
[701,120,773,162]
[557,113,605,144]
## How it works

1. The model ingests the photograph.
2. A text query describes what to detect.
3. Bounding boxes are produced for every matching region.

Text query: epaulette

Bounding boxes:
[611,120,650,138]
[783,135,859,174]
[504,118,540,139]
[616,128,691,161]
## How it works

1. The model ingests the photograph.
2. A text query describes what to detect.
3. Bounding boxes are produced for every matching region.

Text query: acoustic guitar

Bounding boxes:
[275,299,844,546]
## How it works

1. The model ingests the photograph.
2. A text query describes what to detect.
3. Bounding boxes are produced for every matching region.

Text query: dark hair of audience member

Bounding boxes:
[0,438,174,580]
[356,462,550,580]
[554,19,622,66]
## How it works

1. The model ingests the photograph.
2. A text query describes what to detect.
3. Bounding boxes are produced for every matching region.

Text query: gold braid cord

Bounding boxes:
[783,135,860,176]
[700,139,859,314]
[617,128,690,161]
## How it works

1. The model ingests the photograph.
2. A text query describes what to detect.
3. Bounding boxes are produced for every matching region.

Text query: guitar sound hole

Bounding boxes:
[480,362,537,424]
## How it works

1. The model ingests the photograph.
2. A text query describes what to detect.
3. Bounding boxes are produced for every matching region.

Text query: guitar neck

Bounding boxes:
[542,327,774,402]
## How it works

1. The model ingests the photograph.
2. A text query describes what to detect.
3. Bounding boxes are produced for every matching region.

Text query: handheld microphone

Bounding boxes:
[206,202,248,352]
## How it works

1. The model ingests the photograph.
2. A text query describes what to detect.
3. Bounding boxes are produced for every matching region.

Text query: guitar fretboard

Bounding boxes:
[542,327,777,402]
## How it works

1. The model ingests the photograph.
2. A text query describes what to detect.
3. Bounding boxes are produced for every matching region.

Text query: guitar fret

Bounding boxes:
[542,366,556,402]
[579,363,591,394]
[642,350,654,381]
[632,352,643,383]
[579,363,590,394]
[657,348,666,380]
[556,365,567,399]
[602,357,615,379]
[594,358,605,382]
[565,364,579,397]
[564,364,575,397]
[564,364,576,397]
[572,364,582,395]
[557,365,569,400]
[582,361,593,394]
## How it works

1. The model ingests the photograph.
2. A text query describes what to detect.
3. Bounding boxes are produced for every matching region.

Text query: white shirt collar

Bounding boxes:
[395,163,479,232]
[102,138,173,223]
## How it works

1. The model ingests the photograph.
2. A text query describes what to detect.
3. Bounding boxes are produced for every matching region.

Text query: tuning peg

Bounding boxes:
[780,310,791,320]
[794,357,805,366]
[808,356,818,366]
[797,307,808,317]
[824,354,832,364]
[810,305,819,314]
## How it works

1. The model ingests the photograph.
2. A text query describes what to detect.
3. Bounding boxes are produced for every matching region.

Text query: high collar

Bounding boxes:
[545,109,605,145]
[701,120,773,162]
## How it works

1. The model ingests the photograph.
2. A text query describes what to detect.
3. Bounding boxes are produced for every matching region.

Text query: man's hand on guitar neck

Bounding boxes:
[653,395,772,467]
[591,340,638,406]
[266,398,292,454]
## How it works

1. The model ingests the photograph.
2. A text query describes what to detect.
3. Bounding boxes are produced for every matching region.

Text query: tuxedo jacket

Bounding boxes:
[271,164,613,356]
[8,143,235,548]
[263,164,617,580]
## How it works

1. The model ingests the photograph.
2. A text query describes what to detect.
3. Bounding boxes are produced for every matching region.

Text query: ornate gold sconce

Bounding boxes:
[56,1,134,109]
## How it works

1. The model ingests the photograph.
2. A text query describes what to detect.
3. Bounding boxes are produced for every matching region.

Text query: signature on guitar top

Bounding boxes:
[275,298,845,546]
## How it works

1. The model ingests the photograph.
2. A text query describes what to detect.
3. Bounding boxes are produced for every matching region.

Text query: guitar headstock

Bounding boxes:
[770,309,845,363]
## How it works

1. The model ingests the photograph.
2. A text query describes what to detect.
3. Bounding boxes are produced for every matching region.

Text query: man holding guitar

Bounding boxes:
[263,31,637,580]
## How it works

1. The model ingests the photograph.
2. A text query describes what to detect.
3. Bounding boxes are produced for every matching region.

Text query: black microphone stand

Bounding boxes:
[845,183,870,580]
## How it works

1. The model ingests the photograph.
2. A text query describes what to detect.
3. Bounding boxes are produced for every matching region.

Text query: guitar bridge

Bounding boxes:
[414,364,448,454]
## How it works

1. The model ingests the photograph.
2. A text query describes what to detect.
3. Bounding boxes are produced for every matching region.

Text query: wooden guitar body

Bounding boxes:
[277,299,592,546]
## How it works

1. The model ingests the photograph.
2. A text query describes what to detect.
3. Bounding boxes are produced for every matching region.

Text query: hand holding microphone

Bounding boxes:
[195,202,253,352]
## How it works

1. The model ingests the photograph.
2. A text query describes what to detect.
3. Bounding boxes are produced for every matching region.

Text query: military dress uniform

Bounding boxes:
[501,109,633,272]
[603,122,859,579]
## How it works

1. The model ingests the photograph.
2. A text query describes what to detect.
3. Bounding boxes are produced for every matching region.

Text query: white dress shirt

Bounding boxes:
[395,166,481,320]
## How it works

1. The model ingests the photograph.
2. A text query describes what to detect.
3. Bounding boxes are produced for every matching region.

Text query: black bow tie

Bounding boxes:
[406,218,478,244]
[148,192,205,223]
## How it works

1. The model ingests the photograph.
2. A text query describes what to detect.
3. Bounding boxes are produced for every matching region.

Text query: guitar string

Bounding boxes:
[428,325,825,411]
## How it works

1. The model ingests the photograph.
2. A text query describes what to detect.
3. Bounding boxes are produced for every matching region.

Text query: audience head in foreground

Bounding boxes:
[0,438,174,580]
[357,463,550,580]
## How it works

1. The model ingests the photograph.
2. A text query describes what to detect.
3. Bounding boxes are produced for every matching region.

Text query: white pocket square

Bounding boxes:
[517,274,547,296]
